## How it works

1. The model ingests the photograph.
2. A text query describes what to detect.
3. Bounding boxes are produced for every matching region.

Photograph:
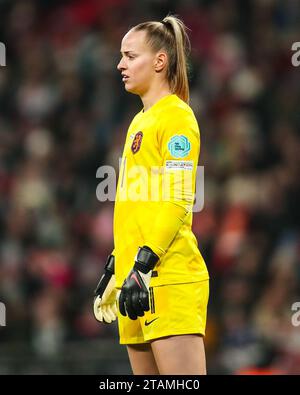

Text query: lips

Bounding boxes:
[122,74,129,82]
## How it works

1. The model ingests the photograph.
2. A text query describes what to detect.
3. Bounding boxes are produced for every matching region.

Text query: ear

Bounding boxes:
[154,51,168,72]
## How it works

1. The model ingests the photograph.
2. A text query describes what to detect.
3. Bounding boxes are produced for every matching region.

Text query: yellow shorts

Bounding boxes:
[117,280,209,345]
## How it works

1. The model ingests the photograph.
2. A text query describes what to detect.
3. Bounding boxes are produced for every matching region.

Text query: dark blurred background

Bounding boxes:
[0,0,299,375]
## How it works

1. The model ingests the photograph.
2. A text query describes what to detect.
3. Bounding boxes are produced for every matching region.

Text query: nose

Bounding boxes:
[117,57,126,72]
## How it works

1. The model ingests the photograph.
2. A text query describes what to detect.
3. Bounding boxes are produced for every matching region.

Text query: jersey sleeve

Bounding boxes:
[144,110,200,258]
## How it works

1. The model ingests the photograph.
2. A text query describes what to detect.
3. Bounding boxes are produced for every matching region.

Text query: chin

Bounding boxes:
[125,84,139,95]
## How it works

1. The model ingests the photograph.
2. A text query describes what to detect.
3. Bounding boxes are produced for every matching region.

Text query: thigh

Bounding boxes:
[151,334,207,375]
[142,280,209,342]
[117,308,145,345]
[127,343,159,375]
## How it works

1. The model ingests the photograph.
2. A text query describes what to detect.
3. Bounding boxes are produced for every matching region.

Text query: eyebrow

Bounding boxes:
[120,51,136,55]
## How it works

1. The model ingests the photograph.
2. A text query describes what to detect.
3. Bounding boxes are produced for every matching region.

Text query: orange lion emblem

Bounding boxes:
[131,131,143,154]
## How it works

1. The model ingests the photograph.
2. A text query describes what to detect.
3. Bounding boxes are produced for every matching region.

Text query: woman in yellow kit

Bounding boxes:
[93,15,209,375]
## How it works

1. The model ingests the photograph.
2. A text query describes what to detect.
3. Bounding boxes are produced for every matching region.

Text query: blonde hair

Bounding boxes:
[133,15,191,104]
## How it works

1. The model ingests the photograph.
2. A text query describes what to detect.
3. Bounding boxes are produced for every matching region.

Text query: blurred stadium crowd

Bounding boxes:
[0,0,299,374]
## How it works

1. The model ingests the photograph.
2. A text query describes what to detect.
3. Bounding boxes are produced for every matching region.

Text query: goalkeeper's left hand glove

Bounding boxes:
[119,246,159,320]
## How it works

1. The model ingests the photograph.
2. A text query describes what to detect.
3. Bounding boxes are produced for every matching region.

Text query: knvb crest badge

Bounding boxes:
[168,135,191,158]
[131,131,143,154]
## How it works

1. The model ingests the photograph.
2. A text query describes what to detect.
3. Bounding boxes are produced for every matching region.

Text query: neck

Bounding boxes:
[141,82,172,112]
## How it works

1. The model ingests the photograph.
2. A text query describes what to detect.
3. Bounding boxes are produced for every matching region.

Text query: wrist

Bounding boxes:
[133,246,159,274]
[94,255,115,296]
[104,254,115,273]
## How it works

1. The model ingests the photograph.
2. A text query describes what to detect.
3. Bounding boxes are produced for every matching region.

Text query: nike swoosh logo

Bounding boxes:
[130,272,142,288]
[145,318,159,326]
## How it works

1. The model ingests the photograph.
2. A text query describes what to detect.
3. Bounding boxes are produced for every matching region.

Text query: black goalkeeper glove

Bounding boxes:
[119,246,159,320]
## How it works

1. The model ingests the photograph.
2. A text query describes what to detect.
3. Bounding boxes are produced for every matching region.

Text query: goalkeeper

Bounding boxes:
[93,15,209,375]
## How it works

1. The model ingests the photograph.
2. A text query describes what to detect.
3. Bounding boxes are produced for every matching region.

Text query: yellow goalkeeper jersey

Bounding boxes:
[113,94,209,288]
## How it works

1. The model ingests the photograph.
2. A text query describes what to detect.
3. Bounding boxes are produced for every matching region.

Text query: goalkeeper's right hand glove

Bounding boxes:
[93,255,118,324]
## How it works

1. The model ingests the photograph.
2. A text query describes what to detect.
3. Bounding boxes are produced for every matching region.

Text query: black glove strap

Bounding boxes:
[133,246,159,274]
[104,255,115,274]
[94,255,115,296]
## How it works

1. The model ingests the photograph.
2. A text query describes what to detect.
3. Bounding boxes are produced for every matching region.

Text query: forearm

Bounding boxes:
[144,201,189,258]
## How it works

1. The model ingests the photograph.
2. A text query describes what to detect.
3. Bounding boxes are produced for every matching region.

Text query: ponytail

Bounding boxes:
[133,15,191,103]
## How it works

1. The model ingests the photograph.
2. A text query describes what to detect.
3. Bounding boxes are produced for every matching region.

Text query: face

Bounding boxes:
[117,29,167,95]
